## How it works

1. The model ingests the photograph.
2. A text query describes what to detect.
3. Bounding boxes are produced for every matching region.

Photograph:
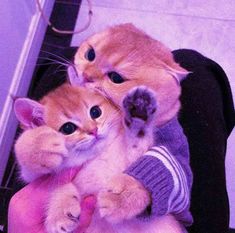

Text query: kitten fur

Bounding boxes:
[14,84,183,233]
[70,23,189,126]
[15,23,188,233]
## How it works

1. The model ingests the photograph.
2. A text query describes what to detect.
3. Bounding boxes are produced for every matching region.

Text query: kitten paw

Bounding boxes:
[97,174,150,223]
[32,126,68,172]
[15,126,68,179]
[38,130,68,168]
[46,184,81,233]
[122,86,157,137]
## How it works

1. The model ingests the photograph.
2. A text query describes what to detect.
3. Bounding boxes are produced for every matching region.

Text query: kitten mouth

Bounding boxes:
[74,135,104,153]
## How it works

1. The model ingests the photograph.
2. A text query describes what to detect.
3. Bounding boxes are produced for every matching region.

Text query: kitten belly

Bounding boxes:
[74,126,152,194]
[74,140,128,194]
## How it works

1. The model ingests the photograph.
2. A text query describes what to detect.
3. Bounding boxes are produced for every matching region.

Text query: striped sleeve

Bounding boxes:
[147,146,189,214]
[125,145,190,219]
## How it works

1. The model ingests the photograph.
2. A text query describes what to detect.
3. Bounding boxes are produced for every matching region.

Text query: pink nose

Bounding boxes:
[88,127,98,136]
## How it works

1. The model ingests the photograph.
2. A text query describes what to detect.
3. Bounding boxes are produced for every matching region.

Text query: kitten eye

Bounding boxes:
[84,47,95,62]
[90,106,102,119]
[59,122,78,135]
[107,71,125,84]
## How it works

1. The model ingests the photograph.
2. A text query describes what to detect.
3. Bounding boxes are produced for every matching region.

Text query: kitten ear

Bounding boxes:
[67,65,83,86]
[14,98,45,129]
[165,64,191,84]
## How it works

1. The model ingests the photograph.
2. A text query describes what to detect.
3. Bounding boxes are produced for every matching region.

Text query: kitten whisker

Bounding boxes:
[54,69,70,74]
[53,66,69,76]
[36,62,63,66]
[40,50,73,66]
[37,57,69,67]
[105,117,121,129]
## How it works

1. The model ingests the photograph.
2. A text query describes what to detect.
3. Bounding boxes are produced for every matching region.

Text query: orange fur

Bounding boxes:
[14,83,183,233]
[72,23,189,126]
[14,23,188,233]
[14,84,121,182]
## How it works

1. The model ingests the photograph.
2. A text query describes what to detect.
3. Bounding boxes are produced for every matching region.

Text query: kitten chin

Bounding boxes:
[62,149,97,168]
[62,136,109,169]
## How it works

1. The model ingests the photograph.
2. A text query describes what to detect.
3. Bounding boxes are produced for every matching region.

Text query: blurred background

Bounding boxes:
[0,0,234,232]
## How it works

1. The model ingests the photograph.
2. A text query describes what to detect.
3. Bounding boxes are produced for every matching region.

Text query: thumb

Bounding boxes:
[75,195,96,233]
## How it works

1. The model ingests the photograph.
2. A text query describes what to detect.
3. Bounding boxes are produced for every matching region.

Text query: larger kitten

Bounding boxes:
[69,23,189,126]
[68,23,192,226]
[14,84,183,233]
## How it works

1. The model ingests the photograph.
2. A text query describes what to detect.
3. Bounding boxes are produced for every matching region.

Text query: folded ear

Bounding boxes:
[165,64,191,84]
[67,65,83,86]
[14,98,45,129]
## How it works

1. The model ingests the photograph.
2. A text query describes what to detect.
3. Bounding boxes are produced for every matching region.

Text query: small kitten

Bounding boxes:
[14,84,183,233]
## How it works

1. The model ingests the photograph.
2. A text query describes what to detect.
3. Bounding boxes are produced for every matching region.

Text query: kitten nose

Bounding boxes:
[88,127,98,136]
[82,72,94,83]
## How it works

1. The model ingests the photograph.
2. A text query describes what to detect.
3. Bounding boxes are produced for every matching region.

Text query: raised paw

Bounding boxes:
[97,174,150,223]
[36,126,68,169]
[15,126,68,180]
[122,86,157,136]
[46,184,81,233]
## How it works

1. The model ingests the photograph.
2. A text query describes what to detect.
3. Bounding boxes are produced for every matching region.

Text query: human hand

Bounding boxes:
[8,168,96,233]
[97,173,150,223]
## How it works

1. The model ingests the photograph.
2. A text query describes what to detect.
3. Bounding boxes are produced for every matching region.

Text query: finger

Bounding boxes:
[75,195,96,233]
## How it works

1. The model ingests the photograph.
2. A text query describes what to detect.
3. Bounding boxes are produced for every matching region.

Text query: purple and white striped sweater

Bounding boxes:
[126,117,193,226]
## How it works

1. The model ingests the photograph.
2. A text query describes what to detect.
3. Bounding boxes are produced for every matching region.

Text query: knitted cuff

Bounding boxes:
[125,155,174,220]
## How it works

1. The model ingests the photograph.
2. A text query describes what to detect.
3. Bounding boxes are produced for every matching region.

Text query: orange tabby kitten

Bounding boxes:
[69,23,189,126]
[14,84,183,233]
[67,22,191,227]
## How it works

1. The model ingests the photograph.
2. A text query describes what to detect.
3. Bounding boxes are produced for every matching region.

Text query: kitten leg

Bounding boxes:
[97,173,150,223]
[45,183,81,233]
[122,86,157,138]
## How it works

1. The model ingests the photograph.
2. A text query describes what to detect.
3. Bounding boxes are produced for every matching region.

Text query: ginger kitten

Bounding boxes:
[14,84,183,233]
[14,84,119,182]
[69,23,189,126]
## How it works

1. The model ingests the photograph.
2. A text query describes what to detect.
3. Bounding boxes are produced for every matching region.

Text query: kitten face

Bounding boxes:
[42,85,121,158]
[15,84,121,166]
[70,24,189,125]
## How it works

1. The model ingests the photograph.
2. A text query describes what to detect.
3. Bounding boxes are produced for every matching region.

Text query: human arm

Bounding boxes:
[124,116,193,225]
[8,168,96,233]
[125,144,192,225]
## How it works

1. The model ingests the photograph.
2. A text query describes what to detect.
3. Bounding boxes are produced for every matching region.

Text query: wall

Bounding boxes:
[0,0,54,183]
